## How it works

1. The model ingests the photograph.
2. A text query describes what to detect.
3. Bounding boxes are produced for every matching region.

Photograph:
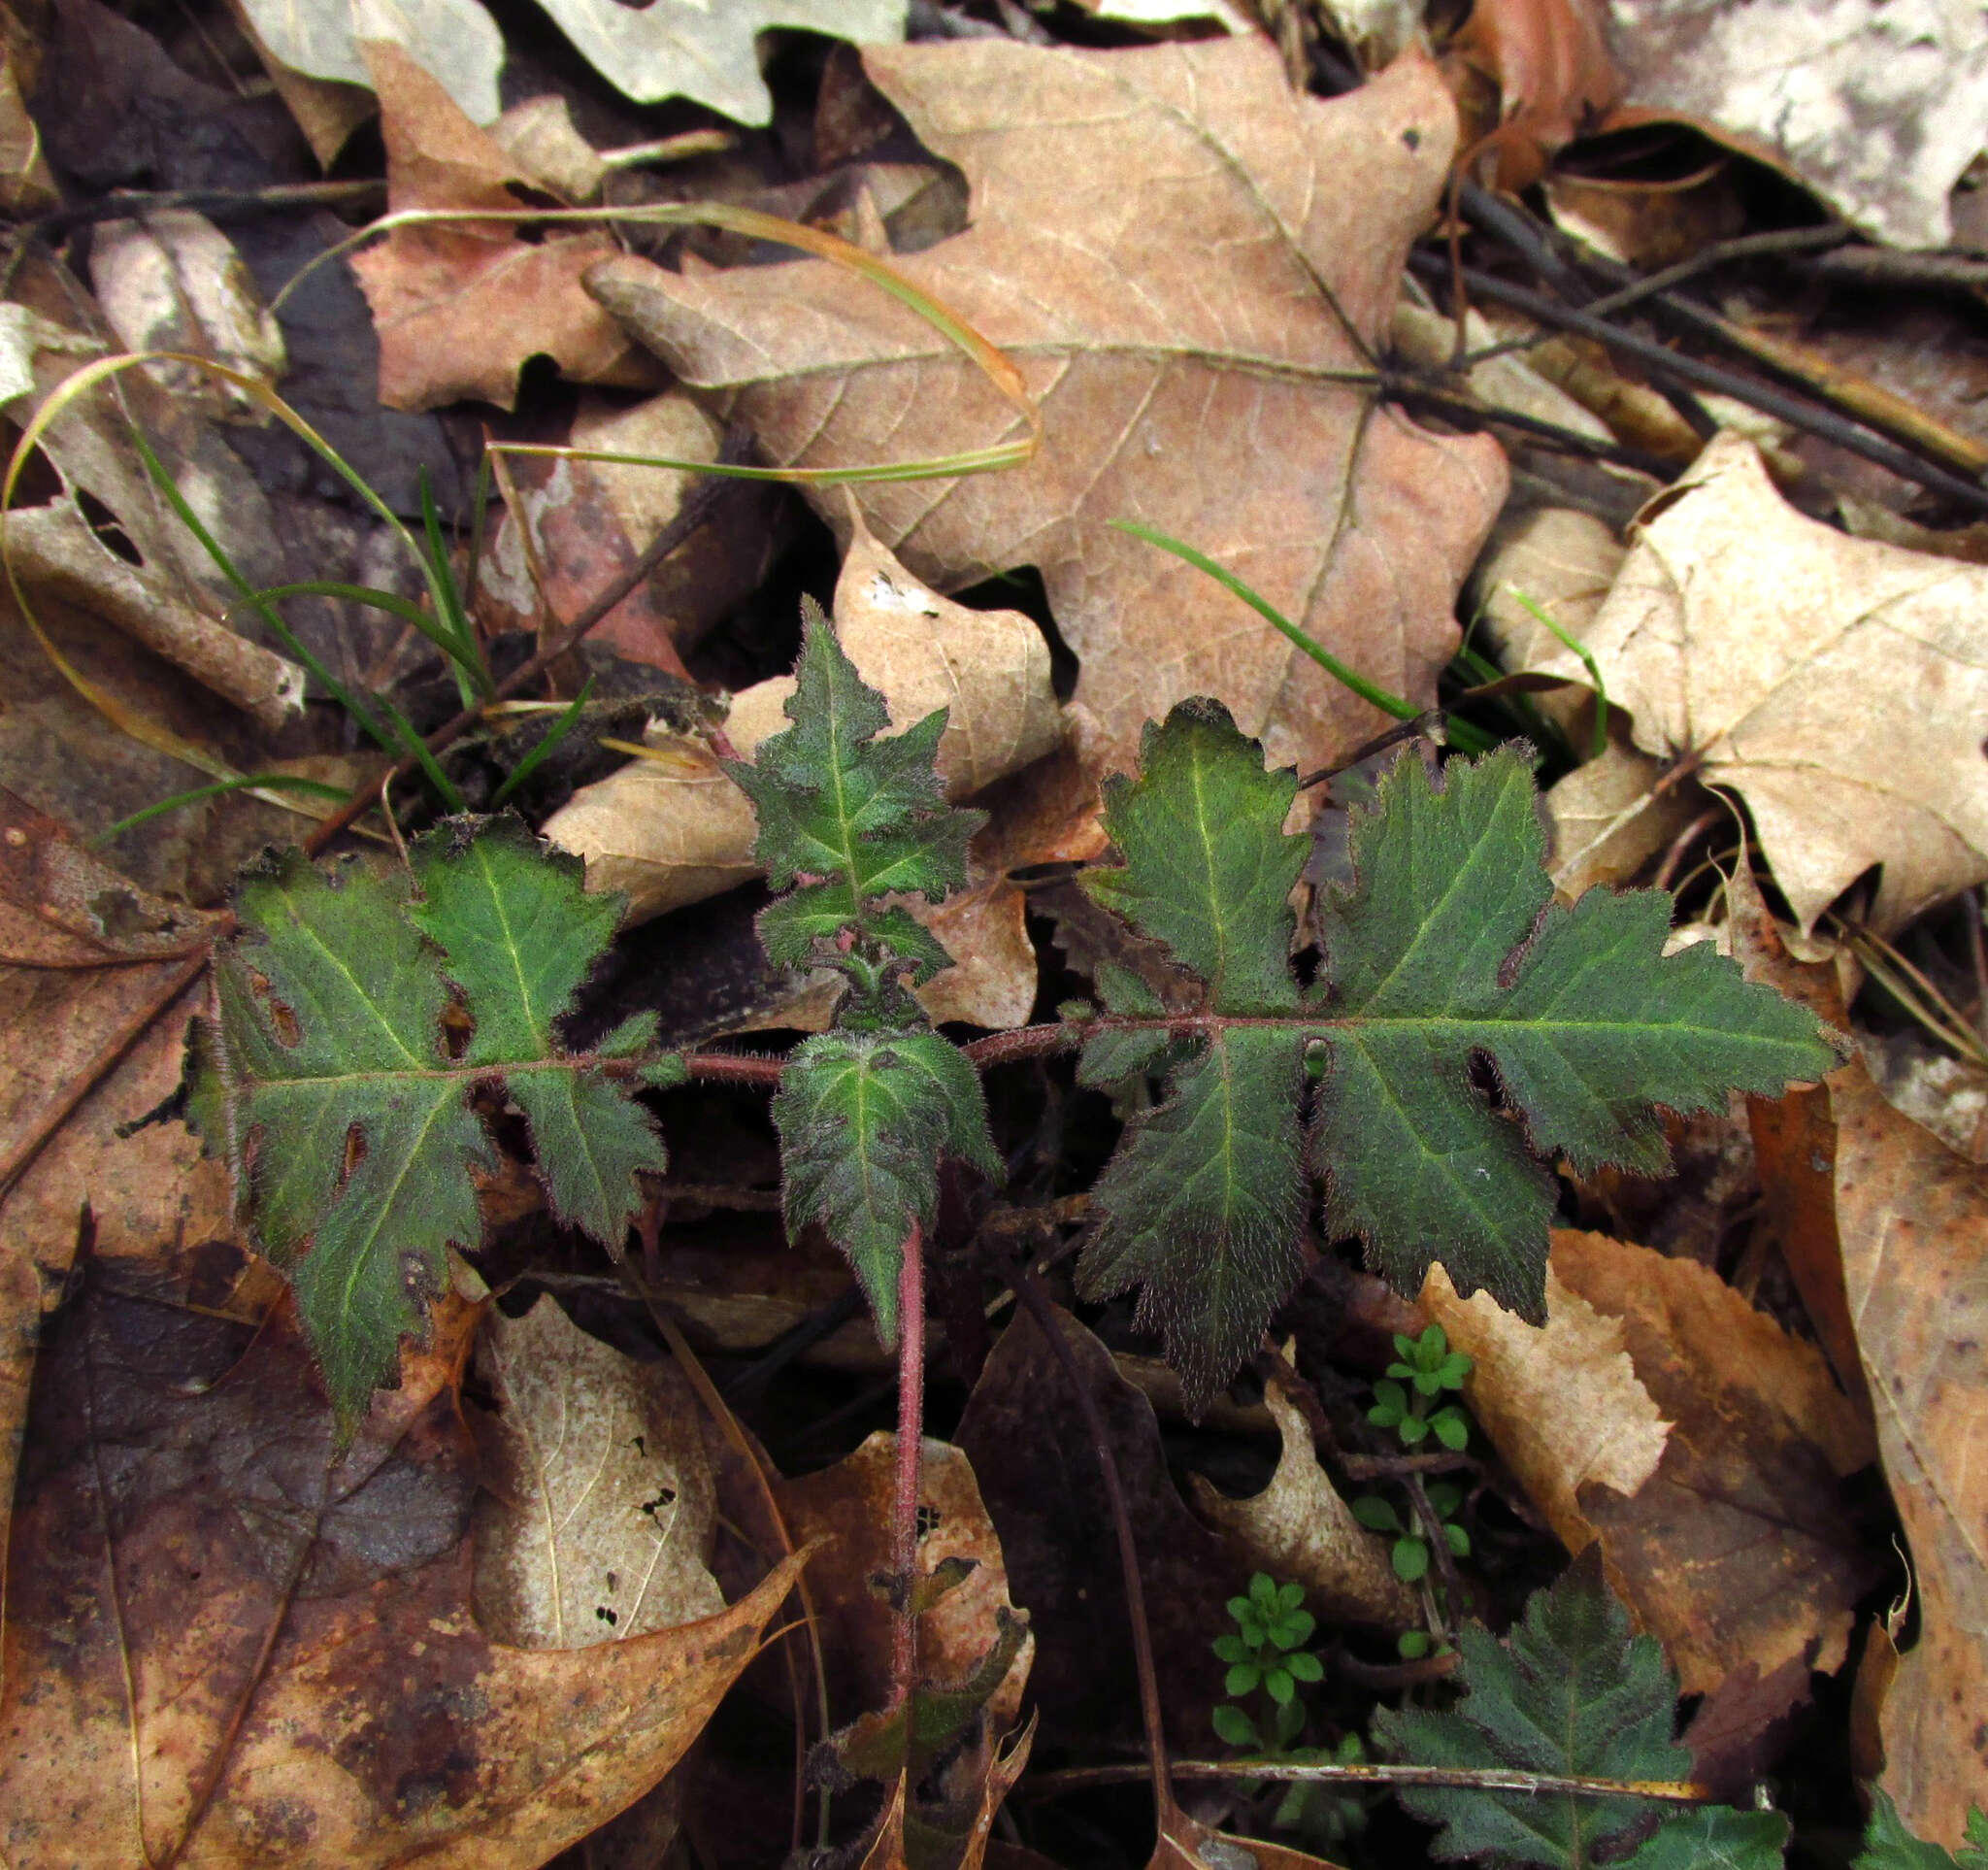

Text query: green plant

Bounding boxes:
[1855,1793,1988,1869]
[1375,1555,1792,1869]
[1370,1323,1474,1451]
[1212,1573,1326,1751]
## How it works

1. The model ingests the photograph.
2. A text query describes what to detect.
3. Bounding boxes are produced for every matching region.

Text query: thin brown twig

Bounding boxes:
[1005,1253,1174,1825]
[26,180,387,242]
[1409,254,1988,516]
[1021,1758,1714,1802]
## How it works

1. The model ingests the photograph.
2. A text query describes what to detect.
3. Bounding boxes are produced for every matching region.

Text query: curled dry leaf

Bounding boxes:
[1448,0,1621,191]
[349,41,656,413]
[1525,433,1988,934]
[587,38,1508,783]
[1188,1372,1415,1628]
[1605,0,1988,250]
[1431,1231,1880,1744]
[0,1248,807,1868]
[1544,728,1706,898]
[1738,876,1988,1847]
[0,301,302,727]
[545,516,1062,1026]
[473,1294,724,1648]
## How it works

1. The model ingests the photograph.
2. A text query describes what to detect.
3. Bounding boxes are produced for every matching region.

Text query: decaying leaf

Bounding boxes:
[0,1248,807,1867]
[544,516,1062,1025]
[1188,1372,1416,1627]
[1433,1230,1880,1744]
[473,1294,724,1648]
[475,388,789,670]
[1741,892,1988,1847]
[86,210,286,417]
[348,42,656,413]
[587,38,1508,783]
[955,1302,1242,1755]
[1526,433,1988,934]
[1606,0,1988,250]
[1448,0,1621,191]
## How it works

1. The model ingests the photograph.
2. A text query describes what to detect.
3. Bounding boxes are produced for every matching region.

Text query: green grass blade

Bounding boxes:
[489,676,595,809]
[417,465,488,702]
[92,773,352,844]
[1110,518,1498,756]
[1508,587,1611,759]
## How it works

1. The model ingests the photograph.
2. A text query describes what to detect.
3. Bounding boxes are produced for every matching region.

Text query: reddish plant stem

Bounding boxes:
[678,1051,784,1088]
[1005,1253,1174,1826]
[890,1219,926,1710]
[962,1022,1077,1071]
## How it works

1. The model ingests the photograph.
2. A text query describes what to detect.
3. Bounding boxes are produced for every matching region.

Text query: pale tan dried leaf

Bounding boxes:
[587,39,1507,783]
[544,518,1063,1024]
[1543,731,1703,898]
[237,0,503,122]
[1527,432,1988,933]
[1607,0,1988,250]
[1188,1374,1415,1626]
[349,42,654,412]
[0,53,56,214]
[1421,1258,1670,1558]
[473,1294,723,1650]
[489,93,607,202]
[524,0,904,125]
[223,0,375,168]
[87,210,285,417]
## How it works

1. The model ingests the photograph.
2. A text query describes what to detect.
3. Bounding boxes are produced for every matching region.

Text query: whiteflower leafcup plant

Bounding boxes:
[191,601,1838,1424]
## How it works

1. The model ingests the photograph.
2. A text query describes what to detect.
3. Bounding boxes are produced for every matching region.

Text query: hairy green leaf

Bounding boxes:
[1372,1555,1696,1869]
[774,1028,999,1344]
[731,600,984,1001]
[1623,1807,1789,1870]
[1075,701,1837,1411]
[191,818,665,1423]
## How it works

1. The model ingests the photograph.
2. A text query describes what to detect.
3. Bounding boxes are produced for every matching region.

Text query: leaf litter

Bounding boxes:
[12,1,1988,1864]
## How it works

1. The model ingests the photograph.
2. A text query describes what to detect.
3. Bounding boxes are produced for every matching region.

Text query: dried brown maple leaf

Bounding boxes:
[586,38,1508,781]
[1529,432,1988,934]
[350,41,656,413]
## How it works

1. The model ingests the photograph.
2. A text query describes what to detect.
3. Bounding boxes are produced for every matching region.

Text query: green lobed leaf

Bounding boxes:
[772,1028,999,1345]
[191,818,666,1425]
[1621,1806,1789,1870]
[1072,702,1838,1411]
[1372,1554,1699,1869]
[731,601,983,993]
[1854,1792,1988,1870]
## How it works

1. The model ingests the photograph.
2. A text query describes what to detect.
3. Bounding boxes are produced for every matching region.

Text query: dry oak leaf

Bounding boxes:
[1739,888,1988,1847]
[585,37,1508,783]
[1435,1230,1879,1740]
[1605,0,1988,250]
[350,40,655,412]
[1527,432,1988,935]
[0,1250,807,1868]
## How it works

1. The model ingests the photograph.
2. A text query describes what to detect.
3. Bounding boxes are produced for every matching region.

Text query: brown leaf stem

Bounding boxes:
[1023,1758,1713,1801]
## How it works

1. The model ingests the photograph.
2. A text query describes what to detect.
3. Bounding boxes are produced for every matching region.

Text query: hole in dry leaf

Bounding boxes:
[595,1605,617,1625]
[915,1504,943,1539]
[75,486,143,565]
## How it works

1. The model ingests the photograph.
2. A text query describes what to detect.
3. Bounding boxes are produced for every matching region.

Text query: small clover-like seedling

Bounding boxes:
[1369,1324,1474,1451]
[1352,1482,1471,1587]
[1211,1573,1325,1752]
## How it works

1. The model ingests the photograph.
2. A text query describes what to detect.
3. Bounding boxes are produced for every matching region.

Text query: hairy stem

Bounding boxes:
[890,1219,925,1711]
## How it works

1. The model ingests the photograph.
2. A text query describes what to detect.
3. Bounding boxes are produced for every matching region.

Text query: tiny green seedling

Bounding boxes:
[1211,1573,1326,1752]
[1369,1324,1474,1452]
[1352,1476,1471,1660]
